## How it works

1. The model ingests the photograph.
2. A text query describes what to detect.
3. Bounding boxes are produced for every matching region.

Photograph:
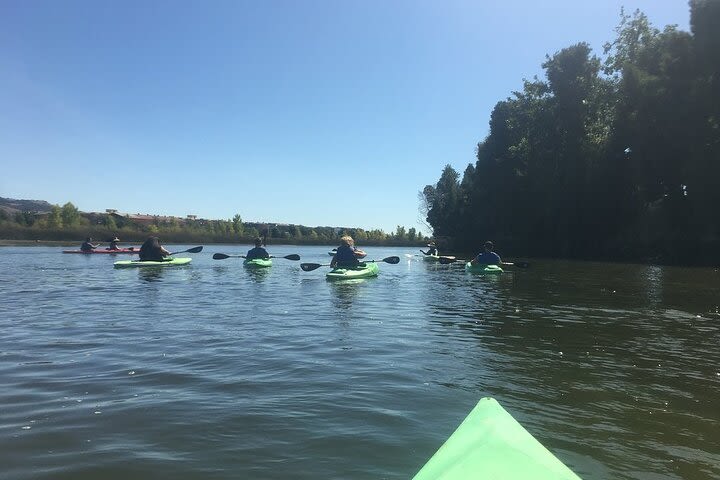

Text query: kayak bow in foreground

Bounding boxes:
[412,397,581,480]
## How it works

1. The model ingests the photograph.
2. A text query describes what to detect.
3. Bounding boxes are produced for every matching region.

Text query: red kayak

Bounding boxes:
[62,248,140,254]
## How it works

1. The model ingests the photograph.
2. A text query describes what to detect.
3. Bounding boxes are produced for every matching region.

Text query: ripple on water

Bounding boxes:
[1,247,719,479]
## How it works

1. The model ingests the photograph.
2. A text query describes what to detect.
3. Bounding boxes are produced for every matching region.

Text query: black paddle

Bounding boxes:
[168,246,203,256]
[438,256,529,268]
[212,253,300,261]
[300,256,400,272]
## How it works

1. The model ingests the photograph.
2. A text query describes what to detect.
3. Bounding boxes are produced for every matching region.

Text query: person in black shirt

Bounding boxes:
[139,237,171,261]
[80,237,99,252]
[246,238,270,260]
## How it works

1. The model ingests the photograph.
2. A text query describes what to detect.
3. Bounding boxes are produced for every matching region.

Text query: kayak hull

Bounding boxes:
[113,258,192,268]
[423,255,440,262]
[465,262,503,274]
[244,258,272,268]
[63,249,139,254]
[412,397,581,480]
[326,262,379,280]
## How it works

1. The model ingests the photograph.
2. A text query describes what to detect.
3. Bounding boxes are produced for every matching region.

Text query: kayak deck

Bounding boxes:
[412,397,580,480]
[113,257,192,268]
[244,258,272,268]
[465,263,504,274]
[326,262,379,280]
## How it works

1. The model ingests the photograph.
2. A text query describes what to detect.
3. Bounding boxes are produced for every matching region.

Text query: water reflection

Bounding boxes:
[138,267,167,283]
[245,266,270,283]
[328,279,369,310]
[642,265,664,307]
[4,247,720,480]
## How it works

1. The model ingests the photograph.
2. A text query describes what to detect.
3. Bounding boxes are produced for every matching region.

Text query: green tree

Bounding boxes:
[105,215,117,230]
[232,214,243,235]
[47,205,62,228]
[60,202,80,226]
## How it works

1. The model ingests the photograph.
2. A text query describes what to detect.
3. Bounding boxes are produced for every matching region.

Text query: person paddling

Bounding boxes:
[246,237,270,260]
[107,237,121,251]
[470,241,502,266]
[331,235,366,268]
[80,237,99,252]
[139,236,171,262]
[421,241,438,256]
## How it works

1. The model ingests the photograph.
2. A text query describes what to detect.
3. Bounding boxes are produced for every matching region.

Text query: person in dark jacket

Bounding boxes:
[330,236,367,268]
[246,238,270,260]
[470,241,502,265]
[107,237,121,251]
[139,236,171,262]
[421,241,438,256]
[80,237,99,252]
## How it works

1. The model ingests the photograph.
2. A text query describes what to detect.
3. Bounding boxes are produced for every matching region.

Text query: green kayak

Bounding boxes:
[326,262,379,280]
[244,258,272,268]
[114,257,192,268]
[465,262,503,274]
[412,397,581,480]
[423,255,440,262]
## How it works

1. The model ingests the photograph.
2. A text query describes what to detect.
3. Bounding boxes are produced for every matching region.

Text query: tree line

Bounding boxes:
[421,2,720,265]
[0,202,426,246]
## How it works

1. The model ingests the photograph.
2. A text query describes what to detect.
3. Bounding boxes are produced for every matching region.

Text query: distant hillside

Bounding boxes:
[0,197,54,213]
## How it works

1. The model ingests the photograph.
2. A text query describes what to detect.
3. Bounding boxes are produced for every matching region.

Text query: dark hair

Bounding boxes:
[484,241,494,249]
[254,237,263,247]
[143,236,161,248]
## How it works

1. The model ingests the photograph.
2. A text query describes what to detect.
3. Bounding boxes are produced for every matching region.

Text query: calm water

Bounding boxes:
[1,245,719,480]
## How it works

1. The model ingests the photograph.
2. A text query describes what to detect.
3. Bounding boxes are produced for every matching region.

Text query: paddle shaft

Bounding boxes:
[212,253,299,260]
[301,256,400,272]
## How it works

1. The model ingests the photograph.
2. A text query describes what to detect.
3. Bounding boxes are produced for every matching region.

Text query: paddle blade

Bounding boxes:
[168,246,203,256]
[382,256,401,264]
[283,254,301,261]
[300,263,323,272]
[213,253,231,260]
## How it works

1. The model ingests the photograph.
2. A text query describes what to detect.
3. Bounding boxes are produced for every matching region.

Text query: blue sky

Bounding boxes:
[0,1,689,235]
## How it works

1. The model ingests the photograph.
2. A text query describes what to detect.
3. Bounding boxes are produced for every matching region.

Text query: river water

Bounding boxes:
[1,245,718,479]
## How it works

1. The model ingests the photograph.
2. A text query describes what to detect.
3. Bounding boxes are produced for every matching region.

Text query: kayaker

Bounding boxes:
[331,235,366,268]
[107,237,121,251]
[246,238,270,260]
[470,241,502,265]
[139,236,171,262]
[80,237,99,252]
[421,241,438,256]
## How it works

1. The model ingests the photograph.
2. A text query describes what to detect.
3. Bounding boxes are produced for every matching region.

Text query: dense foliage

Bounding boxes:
[422,3,720,265]
[0,202,424,246]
